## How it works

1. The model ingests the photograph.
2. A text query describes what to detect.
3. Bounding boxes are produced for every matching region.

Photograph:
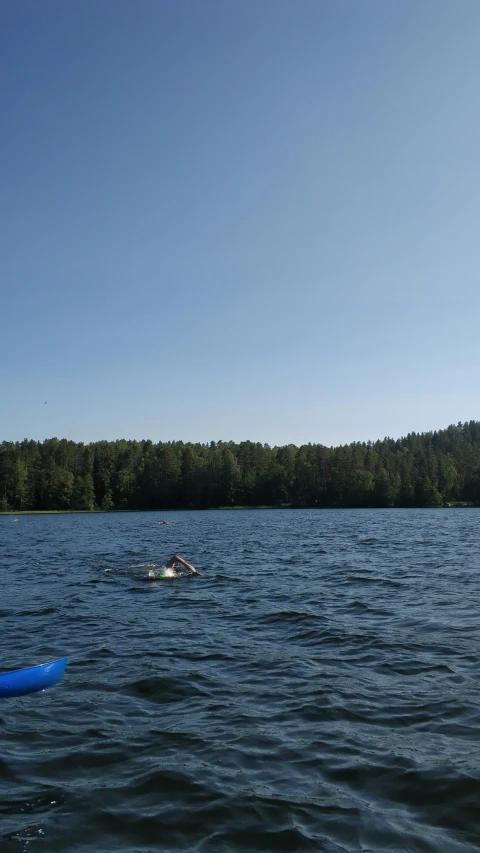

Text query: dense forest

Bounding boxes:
[1,421,480,512]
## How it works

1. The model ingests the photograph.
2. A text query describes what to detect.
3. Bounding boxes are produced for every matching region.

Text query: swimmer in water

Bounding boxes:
[146,555,197,579]
[165,555,197,574]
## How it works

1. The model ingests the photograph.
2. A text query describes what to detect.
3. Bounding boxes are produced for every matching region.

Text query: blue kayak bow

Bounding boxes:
[0,657,67,698]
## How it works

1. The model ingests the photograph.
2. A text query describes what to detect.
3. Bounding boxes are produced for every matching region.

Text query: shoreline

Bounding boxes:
[1,503,476,516]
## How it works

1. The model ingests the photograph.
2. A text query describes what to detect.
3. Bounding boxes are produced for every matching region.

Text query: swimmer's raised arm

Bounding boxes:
[166,554,197,574]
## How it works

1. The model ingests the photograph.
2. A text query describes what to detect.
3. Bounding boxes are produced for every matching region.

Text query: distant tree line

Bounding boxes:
[1,421,480,512]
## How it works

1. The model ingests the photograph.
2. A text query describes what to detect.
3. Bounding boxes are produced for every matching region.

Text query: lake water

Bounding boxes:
[1,508,479,852]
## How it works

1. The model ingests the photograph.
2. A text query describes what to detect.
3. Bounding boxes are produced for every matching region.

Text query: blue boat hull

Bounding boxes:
[0,657,67,698]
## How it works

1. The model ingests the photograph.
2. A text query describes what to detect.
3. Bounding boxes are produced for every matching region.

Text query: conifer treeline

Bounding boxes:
[1,421,480,512]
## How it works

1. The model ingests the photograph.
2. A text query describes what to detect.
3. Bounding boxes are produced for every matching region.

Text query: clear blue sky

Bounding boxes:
[2,0,479,447]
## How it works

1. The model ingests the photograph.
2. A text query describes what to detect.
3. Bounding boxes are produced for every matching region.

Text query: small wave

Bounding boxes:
[260,609,319,626]
[0,791,65,818]
[125,675,207,703]
[16,606,57,617]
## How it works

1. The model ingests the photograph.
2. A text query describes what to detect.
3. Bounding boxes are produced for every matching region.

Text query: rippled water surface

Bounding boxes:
[1,509,480,852]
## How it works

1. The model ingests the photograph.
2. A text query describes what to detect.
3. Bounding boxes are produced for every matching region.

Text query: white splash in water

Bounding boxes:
[163,566,176,578]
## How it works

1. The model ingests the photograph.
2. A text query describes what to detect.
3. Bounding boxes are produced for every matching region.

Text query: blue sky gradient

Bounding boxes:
[2,0,479,446]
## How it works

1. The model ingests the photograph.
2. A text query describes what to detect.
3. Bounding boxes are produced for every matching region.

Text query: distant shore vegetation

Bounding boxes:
[1,422,480,512]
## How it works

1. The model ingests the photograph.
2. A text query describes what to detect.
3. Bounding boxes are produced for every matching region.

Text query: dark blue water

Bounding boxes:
[1,509,479,852]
